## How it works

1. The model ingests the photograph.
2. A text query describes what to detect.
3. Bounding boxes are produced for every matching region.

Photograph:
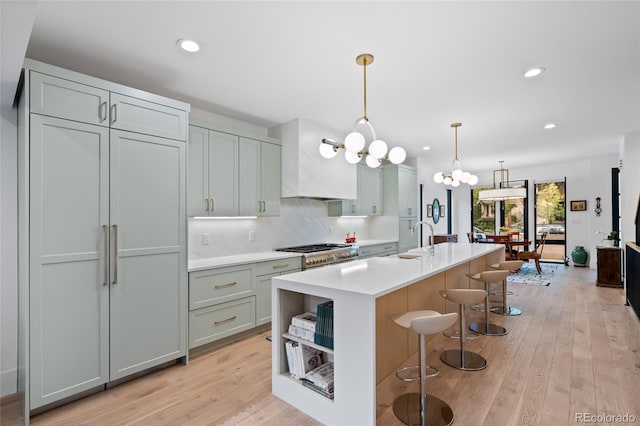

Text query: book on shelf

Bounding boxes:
[287,324,315,342]
[301,378,334,399]
[314,301,334,349]
[291,312,317,332]
[304,362,334,392]
[284,340,324,380]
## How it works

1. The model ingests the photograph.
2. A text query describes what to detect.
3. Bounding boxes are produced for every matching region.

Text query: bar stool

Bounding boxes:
[488,260,524,316]
[438,289,488,371]
[392,310,458,426]
[467,270,510,336]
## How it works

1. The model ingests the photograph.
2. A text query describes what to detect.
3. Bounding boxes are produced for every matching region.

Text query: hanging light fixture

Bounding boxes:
[433,122,478,187]
[318,53,406,168]
[478,161,527,201]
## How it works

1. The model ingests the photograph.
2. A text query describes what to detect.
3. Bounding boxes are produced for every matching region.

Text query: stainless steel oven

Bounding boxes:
[274,243,359,269]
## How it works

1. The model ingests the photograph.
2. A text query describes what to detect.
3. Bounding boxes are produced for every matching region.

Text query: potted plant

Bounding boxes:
[595,230,617,247]
[499,226,509,235]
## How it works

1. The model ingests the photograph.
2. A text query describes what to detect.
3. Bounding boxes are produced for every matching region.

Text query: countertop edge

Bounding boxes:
[188,251,304,272]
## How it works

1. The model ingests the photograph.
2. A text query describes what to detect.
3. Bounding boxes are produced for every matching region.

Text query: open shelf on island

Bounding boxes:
[282,333,334,355]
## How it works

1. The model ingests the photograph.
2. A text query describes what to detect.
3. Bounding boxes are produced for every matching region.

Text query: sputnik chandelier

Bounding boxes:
[433,122,478,187]
[318,53,406,168]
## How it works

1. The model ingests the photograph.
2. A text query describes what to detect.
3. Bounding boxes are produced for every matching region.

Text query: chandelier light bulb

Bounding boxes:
[365,155,381,168]
[368,139,388,159]
[468,175,479,185]
[451,179,460,187]
[433,172,444,184]
[344,131,365,153]
[388,146,406,164]
[344,150,362,164]
[319,142,338,159]
[452,168,463,181]
[443,175,453,185]
[461,172,471,183]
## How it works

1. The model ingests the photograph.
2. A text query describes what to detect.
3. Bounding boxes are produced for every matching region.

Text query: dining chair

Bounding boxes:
[517,232,548,273]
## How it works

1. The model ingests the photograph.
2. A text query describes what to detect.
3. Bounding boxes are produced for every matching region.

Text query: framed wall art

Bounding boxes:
[427,204,433,218]
[570,200,587,211]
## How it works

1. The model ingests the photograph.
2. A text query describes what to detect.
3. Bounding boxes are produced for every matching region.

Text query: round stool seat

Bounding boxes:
[393,310,458,335]
[467,270,509,336]
[488,260,524,316]
[439,289,488,371]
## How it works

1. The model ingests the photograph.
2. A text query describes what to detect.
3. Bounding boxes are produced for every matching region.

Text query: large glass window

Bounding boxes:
[471,186,495,233]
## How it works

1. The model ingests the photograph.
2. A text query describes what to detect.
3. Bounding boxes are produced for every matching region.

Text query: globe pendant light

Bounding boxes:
[433,122,478,186]
[318,54,407,168]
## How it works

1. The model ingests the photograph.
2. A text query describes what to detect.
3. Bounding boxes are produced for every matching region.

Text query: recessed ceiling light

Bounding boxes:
[177,39,200,53]
[524,67,545,78]
[422,146,431,151]
[544,123,557,129]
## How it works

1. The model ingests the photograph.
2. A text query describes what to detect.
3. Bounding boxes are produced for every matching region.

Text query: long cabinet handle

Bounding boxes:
[408,207,412,216]
[205,198,209,212]
[214,316,237,326]
[209,198,214,213]
[111,104,117,124]
[214,281,237,290]
[103,225,109,286]
[272,263,290,269]
[100,102,108,122]
[112,224,118,284]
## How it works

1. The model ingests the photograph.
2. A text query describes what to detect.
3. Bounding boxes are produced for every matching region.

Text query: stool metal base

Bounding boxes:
[443,329,479,340]
[393,393,454,426]
[469,322,508,336]
[440,349,487,371]
[491,306,522,316]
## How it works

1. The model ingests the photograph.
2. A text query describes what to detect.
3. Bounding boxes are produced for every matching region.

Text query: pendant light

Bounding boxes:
[478,161,527,201]
[319,53,406,168]
[433,122,478,187]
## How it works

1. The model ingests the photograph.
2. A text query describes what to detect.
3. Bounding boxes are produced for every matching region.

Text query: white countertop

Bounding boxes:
[274,242,503,298]
[188,251,303,272]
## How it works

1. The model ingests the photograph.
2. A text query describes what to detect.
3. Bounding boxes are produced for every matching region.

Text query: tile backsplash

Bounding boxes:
[188,198,379,259]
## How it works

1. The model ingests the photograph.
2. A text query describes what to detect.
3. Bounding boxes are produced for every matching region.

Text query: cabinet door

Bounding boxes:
[399,218,419,253]
[110,92,187,141]
[29,115,110,408]
[109,130,186,380]
[359,165,383,216]
[187,126,209,216]
[30,71,110,126]
[239,137,260,216]
[209,130,239,216]
[260,142,281,216]
[256,274,274,326]
[398,166,417,217]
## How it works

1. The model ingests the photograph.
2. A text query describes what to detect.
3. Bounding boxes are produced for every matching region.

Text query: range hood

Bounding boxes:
[269,118,356,200]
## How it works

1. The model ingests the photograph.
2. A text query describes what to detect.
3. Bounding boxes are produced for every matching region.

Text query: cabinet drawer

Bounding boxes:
[189,297,255,348]
[189,266,254,310]
[111,92,187,141]
[359,243,397,259]
[255,257,302,276]
[30,71,110,126]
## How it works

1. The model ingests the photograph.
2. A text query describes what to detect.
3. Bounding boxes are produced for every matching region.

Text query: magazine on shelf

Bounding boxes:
[304,362,334,391]
[301,378,335,399]
[284,340,324,379]
[291,312,317,332]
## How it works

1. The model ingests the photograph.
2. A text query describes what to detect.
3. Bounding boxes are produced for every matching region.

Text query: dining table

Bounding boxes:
[476,235,531,260]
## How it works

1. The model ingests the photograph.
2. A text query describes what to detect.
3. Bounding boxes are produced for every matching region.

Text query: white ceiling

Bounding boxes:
[24,1,640,173]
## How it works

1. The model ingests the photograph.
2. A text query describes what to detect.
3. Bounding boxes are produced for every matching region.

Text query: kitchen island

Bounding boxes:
[271,242,504,425]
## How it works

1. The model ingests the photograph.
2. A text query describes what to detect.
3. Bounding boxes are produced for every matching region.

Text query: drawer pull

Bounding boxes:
[214,316,237,326]
[384,246,393,250]
[214,281,238,290]
[272,263,290,269]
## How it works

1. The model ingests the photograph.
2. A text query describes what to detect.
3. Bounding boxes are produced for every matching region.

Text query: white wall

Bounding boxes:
[621,131,640,246]
[418,156,620,268]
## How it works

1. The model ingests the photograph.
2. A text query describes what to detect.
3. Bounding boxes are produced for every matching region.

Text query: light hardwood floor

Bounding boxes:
[2,264,639,425]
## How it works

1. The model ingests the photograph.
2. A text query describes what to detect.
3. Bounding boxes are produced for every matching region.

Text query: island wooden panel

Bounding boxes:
[375,287,409,384]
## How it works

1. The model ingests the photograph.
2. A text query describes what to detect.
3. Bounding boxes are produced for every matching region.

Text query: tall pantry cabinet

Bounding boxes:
[18,60,189,414]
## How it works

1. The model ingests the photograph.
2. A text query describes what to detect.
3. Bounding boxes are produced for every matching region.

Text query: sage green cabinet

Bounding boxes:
[399,218,419,253]
[328,164,383,216]
[255,258,302,326]
[384,165,418,252]
[187,126,239,217]
[21,60,188,411]
[358,242,398,259]
[239,138,281,217]
[188,124,281,217]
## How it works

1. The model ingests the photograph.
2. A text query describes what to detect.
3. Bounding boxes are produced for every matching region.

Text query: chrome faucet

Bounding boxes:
[412,221,435,255]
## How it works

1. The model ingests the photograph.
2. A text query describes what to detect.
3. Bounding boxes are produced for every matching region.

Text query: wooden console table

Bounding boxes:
[597,246,623,287]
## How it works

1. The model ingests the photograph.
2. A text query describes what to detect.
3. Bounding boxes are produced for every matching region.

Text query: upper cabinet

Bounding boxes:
[328,164,383,217]
[188,124,281,217]
[29,71,187,140]
[383,164,418,218]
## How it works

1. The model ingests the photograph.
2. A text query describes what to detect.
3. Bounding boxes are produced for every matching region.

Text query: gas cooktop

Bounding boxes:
[274,243,353,254]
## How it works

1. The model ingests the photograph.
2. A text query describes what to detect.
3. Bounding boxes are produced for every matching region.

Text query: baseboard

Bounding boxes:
[0,368,17,397]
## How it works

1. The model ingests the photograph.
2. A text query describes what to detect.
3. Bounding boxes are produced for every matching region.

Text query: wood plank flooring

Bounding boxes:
[1,264,639,425]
